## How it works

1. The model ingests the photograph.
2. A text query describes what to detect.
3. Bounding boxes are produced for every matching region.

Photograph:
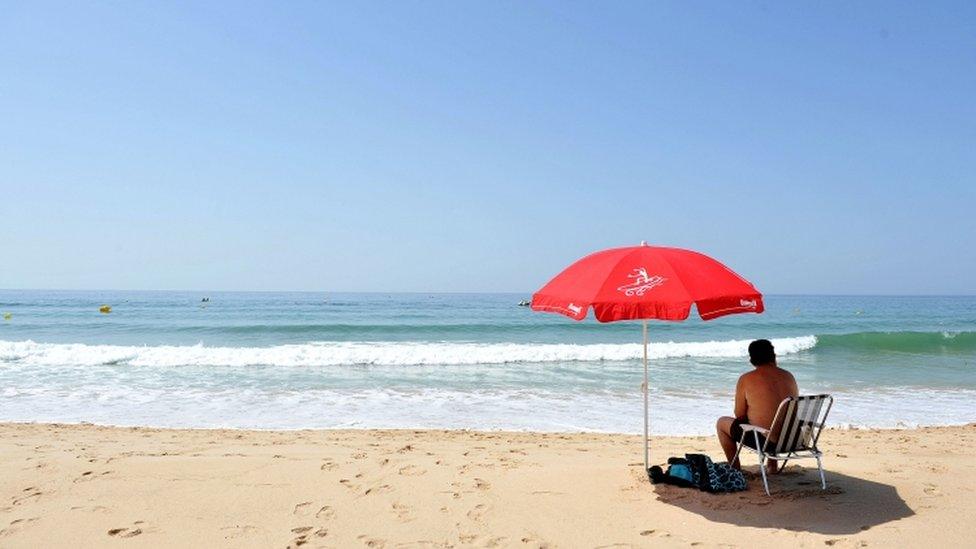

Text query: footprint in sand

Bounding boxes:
[12,490,42,506]
[824,540,865,547]
[520,535,553,547]
[398,464,427,476]
[221,525,258,539]
[474,478,491,490]
[107,526,143,538]
[461,534,506,547]
[316,505,335,520]
[357,534,387,547]
[1,517,40,538]
[364,484,392,496]
[923,483,943,497]
[74,470,112,483]
[467,504,487,521]
[392,502,414,522]
[320,458,338,471]
[293,502,313,516]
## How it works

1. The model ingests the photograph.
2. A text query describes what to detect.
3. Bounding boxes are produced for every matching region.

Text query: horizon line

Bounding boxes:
[1,288,975,298]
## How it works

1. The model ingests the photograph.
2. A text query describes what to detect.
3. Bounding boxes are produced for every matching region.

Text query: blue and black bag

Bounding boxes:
[649,453,746,493]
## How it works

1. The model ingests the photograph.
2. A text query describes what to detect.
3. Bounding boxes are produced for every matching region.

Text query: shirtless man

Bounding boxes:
[716,339,798,473]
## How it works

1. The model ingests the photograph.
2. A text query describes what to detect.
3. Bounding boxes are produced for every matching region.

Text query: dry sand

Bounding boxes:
[1,423,973,548]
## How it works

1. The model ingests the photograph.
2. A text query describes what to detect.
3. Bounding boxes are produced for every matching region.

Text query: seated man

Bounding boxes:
[716,339,798,473]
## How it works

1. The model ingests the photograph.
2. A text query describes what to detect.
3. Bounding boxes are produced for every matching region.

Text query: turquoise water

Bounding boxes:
[0,291,973,434]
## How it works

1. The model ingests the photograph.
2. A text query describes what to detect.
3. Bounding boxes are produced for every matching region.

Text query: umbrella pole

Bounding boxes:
[642,319,649,478]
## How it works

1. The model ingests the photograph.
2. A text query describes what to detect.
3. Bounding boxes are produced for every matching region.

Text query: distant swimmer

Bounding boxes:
[201,297,210,302]
[518,299,531,307]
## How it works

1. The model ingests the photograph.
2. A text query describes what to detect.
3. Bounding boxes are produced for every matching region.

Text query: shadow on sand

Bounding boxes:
[654,465,914,535]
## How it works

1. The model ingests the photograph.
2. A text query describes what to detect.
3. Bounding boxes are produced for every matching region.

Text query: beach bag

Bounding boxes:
[651,454,746,493]
[648,457,697,488]
[685,453,747,493]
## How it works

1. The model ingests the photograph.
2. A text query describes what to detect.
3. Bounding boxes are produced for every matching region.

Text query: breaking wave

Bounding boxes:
[0,336,818,367]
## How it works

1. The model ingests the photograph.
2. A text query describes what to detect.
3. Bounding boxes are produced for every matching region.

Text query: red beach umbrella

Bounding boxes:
[531,242,764,475]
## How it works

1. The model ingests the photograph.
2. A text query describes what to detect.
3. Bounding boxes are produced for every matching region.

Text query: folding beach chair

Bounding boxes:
[733,394,834,496]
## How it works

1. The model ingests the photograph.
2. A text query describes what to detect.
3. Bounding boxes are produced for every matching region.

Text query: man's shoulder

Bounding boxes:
[737,370,758,385]
[775,366,797,381]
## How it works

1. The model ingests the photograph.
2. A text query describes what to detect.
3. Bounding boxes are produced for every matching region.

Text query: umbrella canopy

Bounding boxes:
[530,242,763,477]
[531,243,764,322]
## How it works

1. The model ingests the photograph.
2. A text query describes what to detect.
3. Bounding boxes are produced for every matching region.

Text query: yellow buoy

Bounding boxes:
[2,312,10,321]
[99,305,112,314]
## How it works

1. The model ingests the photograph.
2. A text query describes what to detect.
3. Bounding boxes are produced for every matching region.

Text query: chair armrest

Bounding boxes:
[739,424,770,435]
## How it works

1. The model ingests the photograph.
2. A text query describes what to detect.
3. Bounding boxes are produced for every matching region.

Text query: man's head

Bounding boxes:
[748,339,776,366]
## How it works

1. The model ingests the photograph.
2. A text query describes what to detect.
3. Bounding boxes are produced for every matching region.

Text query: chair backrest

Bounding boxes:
[767,394,833,455]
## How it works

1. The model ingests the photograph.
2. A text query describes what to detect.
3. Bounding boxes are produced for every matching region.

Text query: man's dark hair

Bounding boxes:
[748,339,776,366]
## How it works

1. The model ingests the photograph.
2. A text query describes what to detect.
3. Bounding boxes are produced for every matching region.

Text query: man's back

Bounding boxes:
[718,339,800,471]
[736,365,798,433]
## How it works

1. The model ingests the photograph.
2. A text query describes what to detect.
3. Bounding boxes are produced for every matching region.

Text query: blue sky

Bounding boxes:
[1,2,973,294]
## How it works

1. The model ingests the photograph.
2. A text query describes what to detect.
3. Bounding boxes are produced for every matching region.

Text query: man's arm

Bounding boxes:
[733,374,748,419]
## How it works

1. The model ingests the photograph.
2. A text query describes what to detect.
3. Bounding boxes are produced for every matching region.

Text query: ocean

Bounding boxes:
[0,291,973,435]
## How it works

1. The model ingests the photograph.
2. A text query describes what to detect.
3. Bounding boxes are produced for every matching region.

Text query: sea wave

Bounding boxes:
[815,331,976,353]
[0,336,818,367]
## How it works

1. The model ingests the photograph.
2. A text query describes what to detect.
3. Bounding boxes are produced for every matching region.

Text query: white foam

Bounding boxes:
[1,384,973,435]
[0,336,818,367]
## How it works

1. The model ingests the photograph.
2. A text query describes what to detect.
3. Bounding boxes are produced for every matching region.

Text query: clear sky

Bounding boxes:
[1,2,973,294]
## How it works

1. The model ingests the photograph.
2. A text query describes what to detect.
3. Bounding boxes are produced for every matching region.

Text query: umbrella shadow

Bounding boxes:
[653,465,914,535]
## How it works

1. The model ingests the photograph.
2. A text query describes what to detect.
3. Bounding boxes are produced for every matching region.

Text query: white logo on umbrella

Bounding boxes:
[617,268,667,297]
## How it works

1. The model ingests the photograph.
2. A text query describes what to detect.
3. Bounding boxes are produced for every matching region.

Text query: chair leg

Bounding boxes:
[757,452,770,496]
[816,455,826,490]
[732,439,745,465]
[752,431,770,496]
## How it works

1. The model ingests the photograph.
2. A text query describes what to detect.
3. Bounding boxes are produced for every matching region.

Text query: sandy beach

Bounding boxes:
[1,423,972,548]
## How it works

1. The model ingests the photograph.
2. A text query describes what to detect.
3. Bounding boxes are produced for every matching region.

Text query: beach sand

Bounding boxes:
[0,423,972,548]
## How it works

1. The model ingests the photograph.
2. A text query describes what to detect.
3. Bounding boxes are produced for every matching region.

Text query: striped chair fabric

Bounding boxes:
[734,393,834,495]
[770,394,831,456]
